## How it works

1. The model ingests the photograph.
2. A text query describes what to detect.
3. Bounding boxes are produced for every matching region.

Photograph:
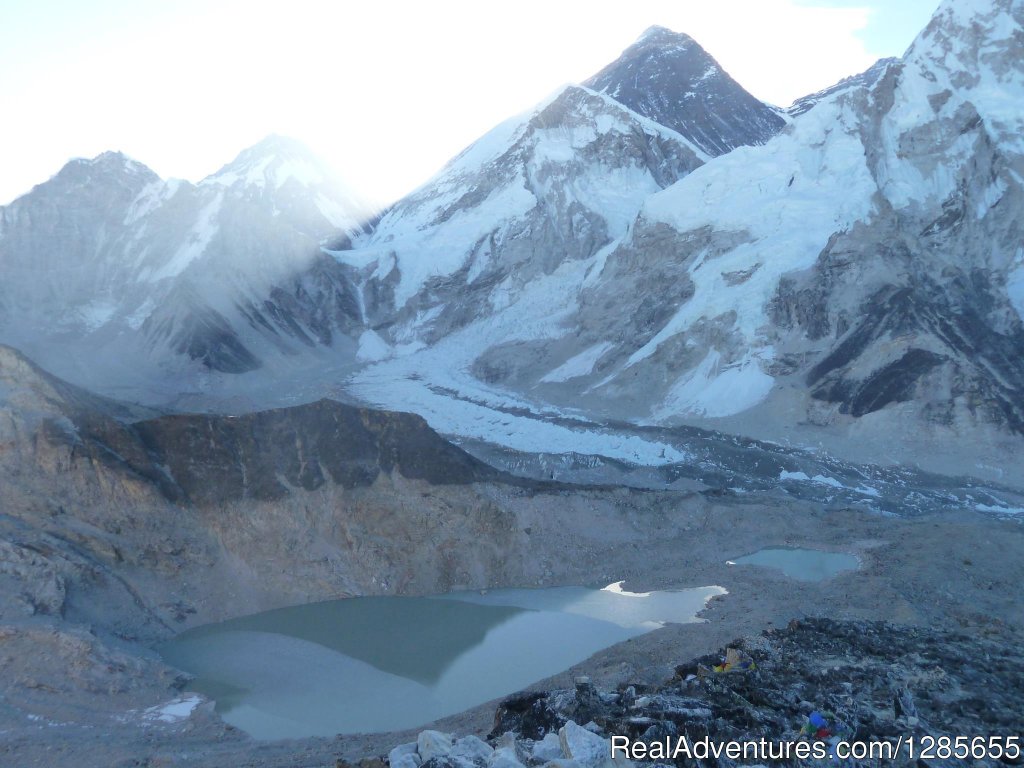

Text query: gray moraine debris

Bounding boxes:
[366,618,1024,768]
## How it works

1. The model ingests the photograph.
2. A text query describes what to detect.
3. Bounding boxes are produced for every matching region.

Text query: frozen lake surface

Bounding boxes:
[159,582,724,739]
[727,548,859,582]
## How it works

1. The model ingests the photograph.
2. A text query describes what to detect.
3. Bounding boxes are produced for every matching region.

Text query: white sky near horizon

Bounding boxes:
[0,0,940,207]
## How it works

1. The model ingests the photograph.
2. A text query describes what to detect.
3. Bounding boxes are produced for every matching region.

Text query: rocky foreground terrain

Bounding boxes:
[2,337,1022,766]
[374,618,1024,768]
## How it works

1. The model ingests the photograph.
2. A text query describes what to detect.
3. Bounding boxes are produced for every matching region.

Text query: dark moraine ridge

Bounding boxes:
[53,398,508,506]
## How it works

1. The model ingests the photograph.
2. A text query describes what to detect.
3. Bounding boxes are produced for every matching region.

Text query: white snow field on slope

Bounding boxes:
[540,342,615,383]
[647,350,776,420]
[637,96,877,359]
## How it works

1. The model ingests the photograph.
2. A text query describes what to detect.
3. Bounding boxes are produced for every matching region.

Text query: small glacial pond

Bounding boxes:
[159,583,724,740]
[727,548,859,581]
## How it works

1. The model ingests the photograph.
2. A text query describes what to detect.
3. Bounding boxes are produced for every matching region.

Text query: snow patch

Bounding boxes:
[975,503,1024,515]
[79,300,118,331]
[779,470,810,482]
[149,191,223,281]
[541,342,613,383]
[810,474,844,489]
[143,694,203,724]
[779,470,881,497]
[126,297,156,330]
[651,350,775,419]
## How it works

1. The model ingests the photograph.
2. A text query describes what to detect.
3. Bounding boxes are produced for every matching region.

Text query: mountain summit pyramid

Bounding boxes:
[583,25,787,156]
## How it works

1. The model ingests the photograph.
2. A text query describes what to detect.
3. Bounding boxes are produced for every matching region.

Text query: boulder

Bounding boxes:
[531,733,563,763]
[557,721,610,768]
[488,746,524,768]
[417,731,454,763]
[391,756,420,768]
[452,735,493,762]
[390,742,420,765]
[490,691,563,741]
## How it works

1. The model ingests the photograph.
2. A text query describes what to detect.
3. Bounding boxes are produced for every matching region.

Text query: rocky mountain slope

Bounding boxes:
[583,25,787,156]
[0,340,724,655]
[334,85,707,349]
[787,57,898,117]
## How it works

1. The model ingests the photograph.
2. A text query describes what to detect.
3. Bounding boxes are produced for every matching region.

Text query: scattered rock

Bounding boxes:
[491,692,561,741]
[489,746,525,768]
[419,619,1024,768]
[573,678,604,724]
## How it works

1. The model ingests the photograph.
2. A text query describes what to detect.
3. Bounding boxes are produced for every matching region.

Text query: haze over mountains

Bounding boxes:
[3,2,1024,762]
[1,0,1022,480]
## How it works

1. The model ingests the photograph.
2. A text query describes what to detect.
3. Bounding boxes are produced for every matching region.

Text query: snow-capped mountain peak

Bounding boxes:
[200,134,375,233]
[583,25,786,156]
[52,151,160,193]
[0,133,376,383]
[339,83,706,318]
[336,0,1024,475]
[203,134,334,191]
[898,0,1023,146]
[634,25,697,49]
[78,150,152,172]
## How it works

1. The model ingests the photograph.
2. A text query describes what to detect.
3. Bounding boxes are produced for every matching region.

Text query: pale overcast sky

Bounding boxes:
[0,0,940,207]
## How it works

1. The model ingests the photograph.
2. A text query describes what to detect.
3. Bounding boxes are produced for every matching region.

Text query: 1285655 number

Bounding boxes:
[905,735,1021,761]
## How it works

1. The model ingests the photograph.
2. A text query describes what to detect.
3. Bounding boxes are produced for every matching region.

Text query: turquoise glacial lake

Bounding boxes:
[727,548,860,582]
[159,582,724,739]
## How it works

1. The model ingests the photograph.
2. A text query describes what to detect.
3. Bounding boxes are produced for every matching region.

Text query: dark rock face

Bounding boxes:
[490,692,563,741]
[492,618,1024,764]
[769,164,1024,434]
[144,295,263,374]
[57,399,503,506]
[584,26,786,156]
